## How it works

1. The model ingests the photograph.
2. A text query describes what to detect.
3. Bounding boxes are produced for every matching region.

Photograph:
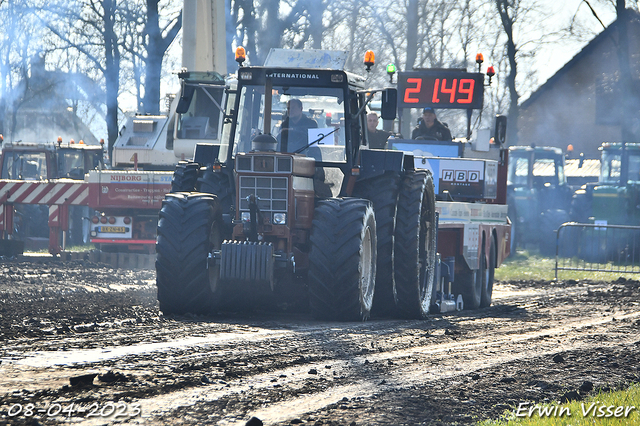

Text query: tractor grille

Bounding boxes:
[239,176,288,213]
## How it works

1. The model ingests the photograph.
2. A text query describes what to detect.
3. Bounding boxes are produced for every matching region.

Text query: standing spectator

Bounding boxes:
[366,112,392,149]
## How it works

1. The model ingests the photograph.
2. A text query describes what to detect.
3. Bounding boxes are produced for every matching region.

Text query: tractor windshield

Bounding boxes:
[601,150,640,184]
[1,151,47,180]
[176,84,225,141]
[507,150,565,187]
[232,84,347,163]
[58,150,84,179]
[507,154,529,186]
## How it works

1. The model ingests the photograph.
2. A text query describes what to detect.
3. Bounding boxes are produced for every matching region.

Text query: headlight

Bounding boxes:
[241,212,251,222]
[273,213,286,224]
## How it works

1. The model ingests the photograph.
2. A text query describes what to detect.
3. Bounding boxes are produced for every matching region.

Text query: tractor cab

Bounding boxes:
[0,140,105,181]
[220,49,397,195]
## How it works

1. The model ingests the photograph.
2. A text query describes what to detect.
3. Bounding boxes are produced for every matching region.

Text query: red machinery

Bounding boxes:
[0,142,172,255]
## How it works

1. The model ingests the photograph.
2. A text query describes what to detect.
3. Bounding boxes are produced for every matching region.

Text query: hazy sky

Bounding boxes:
[536,0,617,86]
[154,0,620,116]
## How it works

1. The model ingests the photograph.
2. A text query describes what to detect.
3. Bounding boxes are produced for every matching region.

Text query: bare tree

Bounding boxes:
[43,0,126,156]
[495,0,519,144]
[0,0,47,141]
[141,0,182,114]
[230,0,331,65]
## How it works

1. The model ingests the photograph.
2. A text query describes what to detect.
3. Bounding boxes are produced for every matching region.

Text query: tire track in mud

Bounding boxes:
[93,310,640,425]
[2,286,639,425]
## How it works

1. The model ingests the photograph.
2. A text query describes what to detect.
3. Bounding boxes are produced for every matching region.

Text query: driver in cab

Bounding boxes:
[280,99,318,152]
[411,107,451,141]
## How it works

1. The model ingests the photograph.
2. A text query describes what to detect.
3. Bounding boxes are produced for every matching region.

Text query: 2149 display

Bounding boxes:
[397,71,484,110]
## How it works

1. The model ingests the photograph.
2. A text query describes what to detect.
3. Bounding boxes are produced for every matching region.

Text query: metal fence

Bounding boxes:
[555,222,640,279]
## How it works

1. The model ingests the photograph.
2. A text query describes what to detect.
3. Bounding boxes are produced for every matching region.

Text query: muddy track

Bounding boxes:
[1,259,639,426]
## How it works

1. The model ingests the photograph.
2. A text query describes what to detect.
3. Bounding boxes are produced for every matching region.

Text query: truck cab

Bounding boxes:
[111,71,228,170]
[0,141,105,180]
[0,140,105,250]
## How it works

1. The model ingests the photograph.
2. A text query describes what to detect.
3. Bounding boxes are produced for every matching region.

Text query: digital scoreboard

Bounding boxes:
[397,71,484,110]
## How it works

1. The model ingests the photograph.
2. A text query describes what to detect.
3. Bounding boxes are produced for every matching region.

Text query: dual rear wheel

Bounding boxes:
[156,193,225,315]
[308,198,377,321]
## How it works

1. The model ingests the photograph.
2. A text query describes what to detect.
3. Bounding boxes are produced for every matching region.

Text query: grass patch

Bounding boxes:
[495,250,640,282]
[481,384,640,425]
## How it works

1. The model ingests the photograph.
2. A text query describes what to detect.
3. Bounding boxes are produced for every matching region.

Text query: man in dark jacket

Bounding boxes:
[366,112,392,149]
[411,107,452,141]
[280,99,318,152]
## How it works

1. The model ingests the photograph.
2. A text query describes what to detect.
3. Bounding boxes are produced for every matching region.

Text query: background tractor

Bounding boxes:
[506,145,573,255]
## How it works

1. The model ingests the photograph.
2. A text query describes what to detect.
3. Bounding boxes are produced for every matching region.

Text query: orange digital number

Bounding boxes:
[432,78,440,103]
[440,78,457,103]
[458,78,475,104]
[403,78,422,103]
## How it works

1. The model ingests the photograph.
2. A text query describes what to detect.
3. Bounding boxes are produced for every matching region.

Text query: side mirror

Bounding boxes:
[380,88,397,121]
[194,143,221,166]
[176,83,196,114]
[494,115,507,146]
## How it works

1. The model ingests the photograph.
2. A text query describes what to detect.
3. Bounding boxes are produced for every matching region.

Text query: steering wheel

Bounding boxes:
[415,135,439,141]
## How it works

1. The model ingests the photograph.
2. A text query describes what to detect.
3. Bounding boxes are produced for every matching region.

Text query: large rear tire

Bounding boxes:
[156,193,223,315]
[353,172,401,316]
[196,167,234,232]
[196,168,233,207]
[394,171,437,319]
[308,198,377,321]
[170,161,200,192]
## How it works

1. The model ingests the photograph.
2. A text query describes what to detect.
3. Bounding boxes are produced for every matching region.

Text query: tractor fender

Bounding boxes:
[358,149,409,182]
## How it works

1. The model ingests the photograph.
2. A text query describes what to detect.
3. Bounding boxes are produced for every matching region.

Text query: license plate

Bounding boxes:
[100,226,126,233]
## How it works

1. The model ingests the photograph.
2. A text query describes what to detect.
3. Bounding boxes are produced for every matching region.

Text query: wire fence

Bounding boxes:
[555,222,640,280]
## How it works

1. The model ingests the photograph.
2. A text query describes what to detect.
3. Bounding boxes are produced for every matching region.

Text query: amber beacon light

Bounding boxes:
[235,46,246,65]
[364,50,375,71]
[476,53,484,72]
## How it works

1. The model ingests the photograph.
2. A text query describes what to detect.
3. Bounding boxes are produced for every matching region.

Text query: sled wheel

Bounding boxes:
[480,236,496,308]
[454,269,480,310]
[308,198,376,321]
[454,237,484,310]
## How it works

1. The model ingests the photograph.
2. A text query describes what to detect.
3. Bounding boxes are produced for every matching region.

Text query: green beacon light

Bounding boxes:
[386,63,396,82]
